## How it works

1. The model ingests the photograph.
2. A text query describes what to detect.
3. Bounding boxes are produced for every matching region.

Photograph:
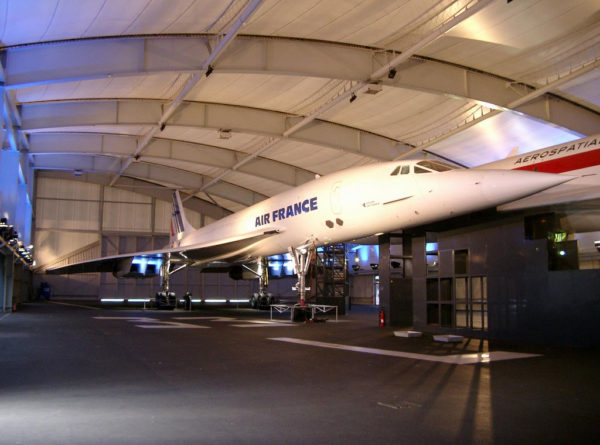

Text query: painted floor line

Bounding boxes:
[136,324,209,329]
[232,323,297,328]
[268,337,542,364]
[49,301,102,310]
[94,316,210,329]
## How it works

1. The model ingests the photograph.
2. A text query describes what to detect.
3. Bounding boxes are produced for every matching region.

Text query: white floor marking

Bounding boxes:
[269,337,542,364]
[49,301,102,310]
[171,317,237,322]
[136,323,208,329]
[94,316,209,329]
[232,322,296,328]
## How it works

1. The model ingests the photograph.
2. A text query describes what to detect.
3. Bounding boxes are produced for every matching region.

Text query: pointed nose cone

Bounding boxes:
[479,170,573,204]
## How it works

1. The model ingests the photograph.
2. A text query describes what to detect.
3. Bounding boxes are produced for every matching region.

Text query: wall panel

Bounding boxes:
[102,202,152,232]
[35,229,99,266]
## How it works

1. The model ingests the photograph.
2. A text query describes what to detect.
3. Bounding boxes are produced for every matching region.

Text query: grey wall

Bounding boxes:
[412,214,600,347]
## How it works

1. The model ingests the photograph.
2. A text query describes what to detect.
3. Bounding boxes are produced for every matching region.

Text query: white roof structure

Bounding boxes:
[2,0,599,213]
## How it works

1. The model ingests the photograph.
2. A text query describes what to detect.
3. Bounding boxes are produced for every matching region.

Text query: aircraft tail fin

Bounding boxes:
[170,191,195,246]
[506,146,519,158]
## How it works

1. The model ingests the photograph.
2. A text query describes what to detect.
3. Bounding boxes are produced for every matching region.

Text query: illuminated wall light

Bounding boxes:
[127,298,150,303]
[101,298,124,303]
[230,299,250,303]
[425,242,438,253]
[205,299,227,303]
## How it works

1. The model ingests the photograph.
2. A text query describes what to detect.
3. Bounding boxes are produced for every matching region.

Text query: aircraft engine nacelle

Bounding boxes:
[228,265,257,280]
[112,258,134,278]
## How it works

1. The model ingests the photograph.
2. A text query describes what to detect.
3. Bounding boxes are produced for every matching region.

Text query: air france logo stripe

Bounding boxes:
[255,197,318,227]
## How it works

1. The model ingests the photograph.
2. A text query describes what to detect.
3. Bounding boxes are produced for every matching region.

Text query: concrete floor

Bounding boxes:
[1,301,598,444]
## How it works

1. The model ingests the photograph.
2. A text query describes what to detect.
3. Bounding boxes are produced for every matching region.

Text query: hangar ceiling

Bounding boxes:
[2,0,599,213]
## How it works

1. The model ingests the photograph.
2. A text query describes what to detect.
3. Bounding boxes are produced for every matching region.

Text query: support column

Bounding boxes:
[0,255,6,312]
[378,234,391,325]
[0,255,14,313]
[0,150,20,223]
[379,233,413,327]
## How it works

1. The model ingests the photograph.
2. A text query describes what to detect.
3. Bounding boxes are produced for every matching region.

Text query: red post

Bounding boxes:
[379,307,385,327]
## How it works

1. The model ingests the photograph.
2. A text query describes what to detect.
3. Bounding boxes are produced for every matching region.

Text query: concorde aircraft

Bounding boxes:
[47,158,571,306]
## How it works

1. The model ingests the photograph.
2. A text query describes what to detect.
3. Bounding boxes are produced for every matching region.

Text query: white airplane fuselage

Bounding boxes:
[477,134,600,210]
[175,161,570,262]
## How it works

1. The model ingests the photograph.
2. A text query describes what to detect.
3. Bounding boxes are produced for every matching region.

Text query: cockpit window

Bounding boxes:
[416,160,456,172]
[391,165,412,176]
[414,166,430,174]
[393,161,456,175]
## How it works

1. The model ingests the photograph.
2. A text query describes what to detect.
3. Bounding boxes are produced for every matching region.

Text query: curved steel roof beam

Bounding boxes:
[27,132,317,188]
[20,100,409,161]
[6,35,598,137]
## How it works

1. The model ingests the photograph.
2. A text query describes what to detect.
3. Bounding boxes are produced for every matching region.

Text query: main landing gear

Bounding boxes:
[155,252,189,310]
[249,257,275,309]
[289,244,314,307]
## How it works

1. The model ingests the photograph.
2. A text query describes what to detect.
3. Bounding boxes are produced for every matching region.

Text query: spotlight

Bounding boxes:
[349,93,357,103]
[352,264,360,271]
[206,65,214,77]
[388,68,397,79]
[370,263,379,270]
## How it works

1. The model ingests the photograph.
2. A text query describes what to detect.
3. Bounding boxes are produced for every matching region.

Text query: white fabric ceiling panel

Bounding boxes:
[560,69,600,108]
[0,0,67,45]
[197,192,246,214]
[225,171,292,197]
[445,0,600,50]
[423,0,600,79]
[320,85,467,142]
[187,73,336,114]
[263,139,375,174]
[245,0,437,47]
[424,112,582,168]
